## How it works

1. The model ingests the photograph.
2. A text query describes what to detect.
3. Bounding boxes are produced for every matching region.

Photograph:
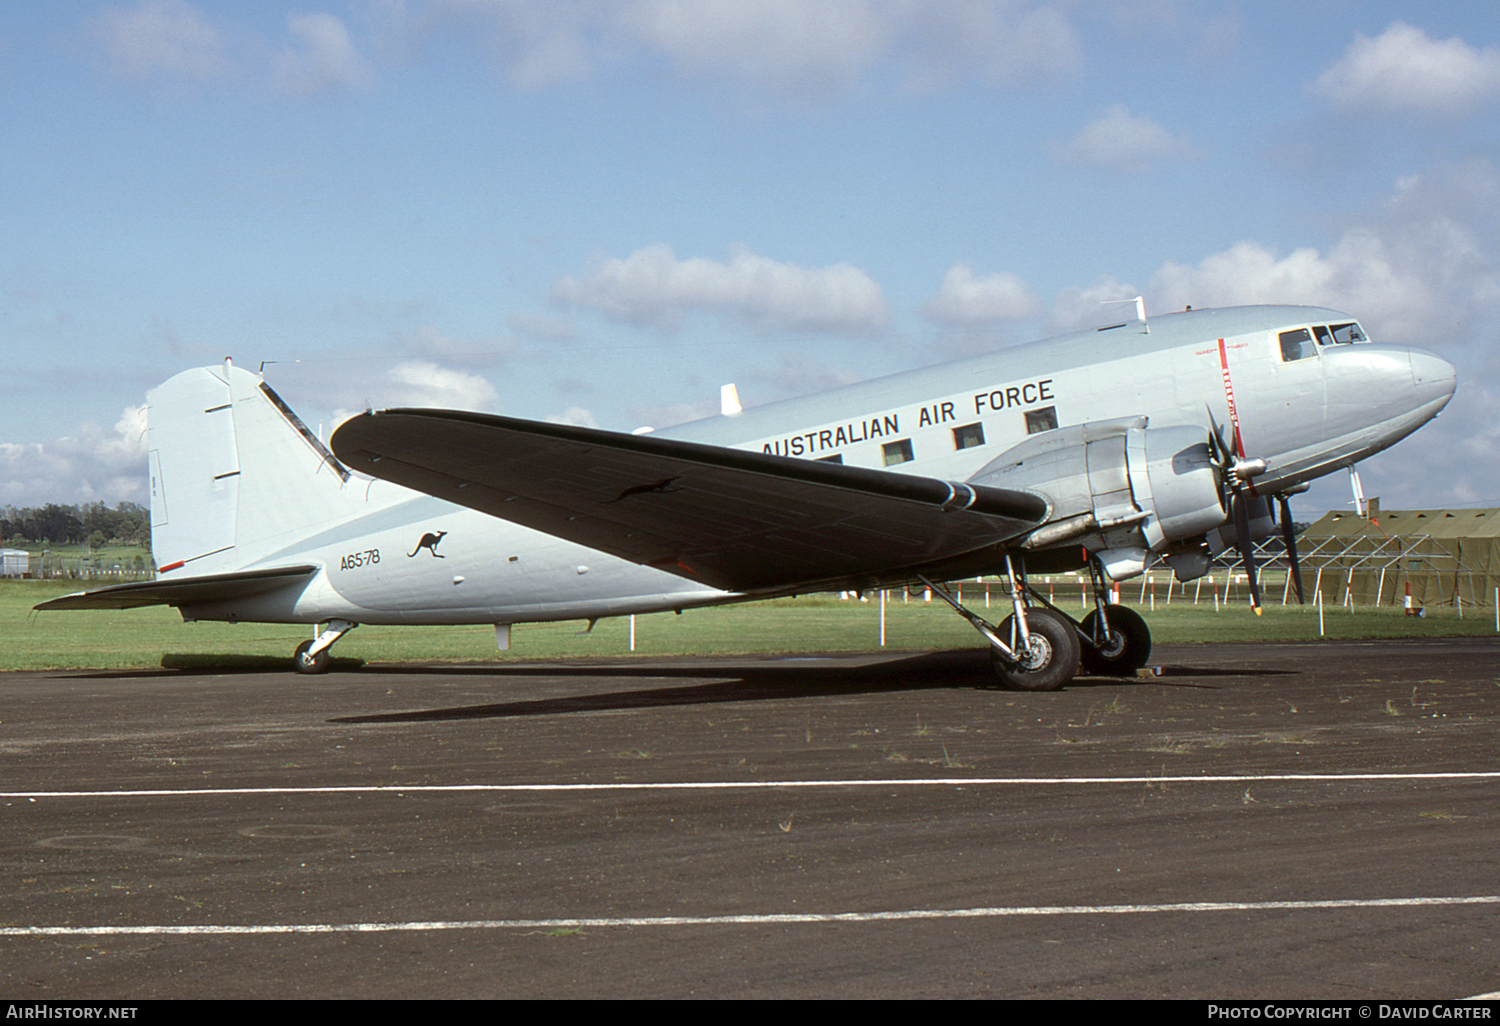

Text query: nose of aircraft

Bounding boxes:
[1407,345,1457,411]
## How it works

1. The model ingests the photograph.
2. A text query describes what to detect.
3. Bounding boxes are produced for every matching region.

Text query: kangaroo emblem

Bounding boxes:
[408,531,447,558]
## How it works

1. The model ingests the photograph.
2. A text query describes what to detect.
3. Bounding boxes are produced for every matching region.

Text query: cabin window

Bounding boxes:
[882,439,914,466]
[1025,406,1058,434]
[816,453,844,464]
[1279,328,1316,362]
[953,422,985,450]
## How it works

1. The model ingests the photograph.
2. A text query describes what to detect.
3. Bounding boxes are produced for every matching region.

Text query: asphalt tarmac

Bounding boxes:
[2,637,1498,999]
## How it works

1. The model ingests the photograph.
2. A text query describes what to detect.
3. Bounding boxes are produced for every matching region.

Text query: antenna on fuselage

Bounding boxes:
[1102,296,1150,334]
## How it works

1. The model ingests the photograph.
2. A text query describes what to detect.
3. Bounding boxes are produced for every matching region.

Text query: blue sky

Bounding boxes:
[4,1,1499,519]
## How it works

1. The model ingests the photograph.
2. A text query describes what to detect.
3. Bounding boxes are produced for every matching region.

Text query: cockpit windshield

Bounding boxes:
[1327,322,1367,344]
[1280,320,1369,361]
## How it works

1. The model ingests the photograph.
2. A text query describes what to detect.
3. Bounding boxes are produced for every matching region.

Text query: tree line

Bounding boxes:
[0,502,151,550]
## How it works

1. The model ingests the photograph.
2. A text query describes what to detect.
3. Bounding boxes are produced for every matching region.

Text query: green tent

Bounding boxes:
[1297,505,1500,609]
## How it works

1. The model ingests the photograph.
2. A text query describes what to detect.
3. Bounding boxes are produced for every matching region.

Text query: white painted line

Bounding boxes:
[5,895,1498,938]
[4,771,1500,800]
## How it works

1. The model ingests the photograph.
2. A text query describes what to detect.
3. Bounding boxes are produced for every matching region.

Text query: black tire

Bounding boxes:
[988,607,1081,692]
[1079,604,1152,676]
[293,639,330,675]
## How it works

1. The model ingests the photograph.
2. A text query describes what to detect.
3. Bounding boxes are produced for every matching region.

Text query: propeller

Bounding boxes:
[1204,410,1266,614]
[1276,493,1305,605]
[1230,490,1262,612]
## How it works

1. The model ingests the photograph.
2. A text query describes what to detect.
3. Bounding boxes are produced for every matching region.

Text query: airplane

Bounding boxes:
[36,304,1456,691]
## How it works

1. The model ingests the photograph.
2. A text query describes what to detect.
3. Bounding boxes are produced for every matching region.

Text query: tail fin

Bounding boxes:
[148,360,361,576]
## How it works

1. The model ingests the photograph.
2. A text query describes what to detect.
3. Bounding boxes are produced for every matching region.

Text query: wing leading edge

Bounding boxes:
[331,410,1050,593]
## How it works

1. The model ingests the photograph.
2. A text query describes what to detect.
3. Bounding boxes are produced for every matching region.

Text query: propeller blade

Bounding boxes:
[1206,422,1230,469]
[1232,493,1263,614]
[1203,402,1233,465]
[1279,494,1305,605]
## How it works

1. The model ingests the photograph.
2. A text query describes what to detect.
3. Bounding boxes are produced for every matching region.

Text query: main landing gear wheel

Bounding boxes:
[1080,603,1152,676]
[292,639,330,675]
[989,607,1081,692]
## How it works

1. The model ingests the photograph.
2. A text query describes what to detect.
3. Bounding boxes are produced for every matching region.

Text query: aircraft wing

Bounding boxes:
[331,410,1050,593]
[34,565,318,611]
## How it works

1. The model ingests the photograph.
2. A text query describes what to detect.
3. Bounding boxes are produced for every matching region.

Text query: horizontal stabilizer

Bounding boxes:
[331,410,1049,592]
[34,565,317,612]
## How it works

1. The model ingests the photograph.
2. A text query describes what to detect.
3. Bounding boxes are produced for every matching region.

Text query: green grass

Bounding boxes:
[5,578,1496,673]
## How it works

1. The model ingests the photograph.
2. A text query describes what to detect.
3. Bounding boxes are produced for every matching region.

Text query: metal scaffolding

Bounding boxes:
[1212,508,1500,609]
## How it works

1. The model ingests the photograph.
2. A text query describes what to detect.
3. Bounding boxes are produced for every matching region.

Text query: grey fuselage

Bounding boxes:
[181,305,1456,628]
[659,305,1454,497]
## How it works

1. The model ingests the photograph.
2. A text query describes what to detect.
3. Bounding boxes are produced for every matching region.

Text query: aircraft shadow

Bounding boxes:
[59,654,367,679]
[54,651,1292,719]
[330,652,1290,724]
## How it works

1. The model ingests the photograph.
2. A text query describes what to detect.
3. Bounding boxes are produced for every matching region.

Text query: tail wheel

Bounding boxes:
[293,639,331,675]
[989,607,1080,692]
[1080,604,1151,676]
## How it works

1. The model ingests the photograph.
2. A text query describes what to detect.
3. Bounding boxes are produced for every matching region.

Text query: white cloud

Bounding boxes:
[897,0,1082,92]
[82,1,1084,104]
[1049,274,1141,331]
[551,244,889,331]
[89,0,232,84]
[1040,163,1500,510]
[1148,237,1433,342]
[272,13,374,96]
[1310,22,1500,115]
[385,361,500,410]
[88,1,376,96]
[433,0,599,90]
[923,262,1041,325]
[621,0,894,98]
[427,0,1084,101]
[1052,104,1198,172]
[545,406,600,428]
[0,406,149,507]
[1146,162,1500,343]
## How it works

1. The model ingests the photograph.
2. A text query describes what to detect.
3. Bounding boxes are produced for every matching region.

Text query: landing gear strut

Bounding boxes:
[293,619,357,674]
[992,606,1080,691]
[1078,557,1152,676]
[920,551,1155,690]
[919,555,1081,691]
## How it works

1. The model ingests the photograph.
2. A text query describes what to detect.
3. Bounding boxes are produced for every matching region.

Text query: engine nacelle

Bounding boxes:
[968,417,1226,581]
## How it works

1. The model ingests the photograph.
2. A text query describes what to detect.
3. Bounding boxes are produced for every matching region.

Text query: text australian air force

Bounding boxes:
[760,378,1055,458]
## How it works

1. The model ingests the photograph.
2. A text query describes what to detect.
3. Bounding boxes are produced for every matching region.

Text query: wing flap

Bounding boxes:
[331,410,1049,592]
[34,565,318,611]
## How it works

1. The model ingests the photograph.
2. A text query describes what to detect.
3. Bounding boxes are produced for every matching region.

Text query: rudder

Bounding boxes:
[148,360,361,576]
